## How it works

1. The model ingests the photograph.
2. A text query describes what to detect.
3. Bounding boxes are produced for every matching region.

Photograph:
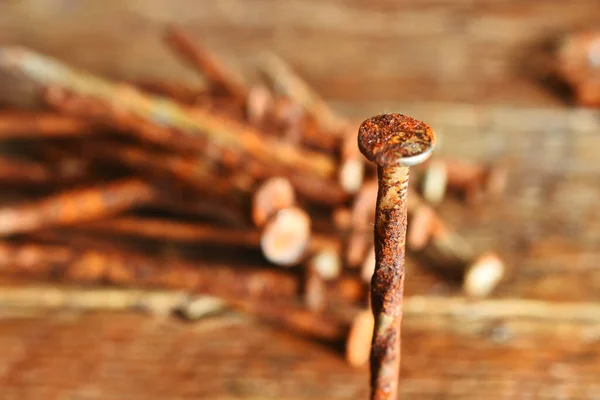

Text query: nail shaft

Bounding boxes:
[0,242,297,300]
[358,114,436,400]
[0,110,96,139]
[0,178,156,236]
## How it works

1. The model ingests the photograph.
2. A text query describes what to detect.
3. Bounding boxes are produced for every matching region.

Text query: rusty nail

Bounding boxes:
[463,252,505,298]
[358,113,436,400]
[260,206,311,267]
[252,176,296,228]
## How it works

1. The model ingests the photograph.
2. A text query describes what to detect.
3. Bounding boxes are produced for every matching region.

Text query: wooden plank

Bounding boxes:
[0,0,598,104]
[0,310,599,399]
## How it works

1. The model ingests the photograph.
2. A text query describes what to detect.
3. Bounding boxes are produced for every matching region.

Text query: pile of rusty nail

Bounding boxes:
[0,27,506,367]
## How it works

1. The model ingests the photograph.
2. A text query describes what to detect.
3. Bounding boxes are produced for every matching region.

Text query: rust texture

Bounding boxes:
[76,140,255,198]
[43,86,220,156]
[369,165,409,400]
[79,216,340,272]
[46,89,346,206]
[0,242,297,300]
[79,217,263,247]
[133,79,205,105]
[358,113,435,400]
[358,113,435,168]
[0,178,156,236]
[0,48,337,178]
[0,110,96,139]
[0,157,51,185]
[0,240,363,308]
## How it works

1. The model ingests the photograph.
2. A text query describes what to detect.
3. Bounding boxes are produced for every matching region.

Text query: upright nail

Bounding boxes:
[358,113,436,400]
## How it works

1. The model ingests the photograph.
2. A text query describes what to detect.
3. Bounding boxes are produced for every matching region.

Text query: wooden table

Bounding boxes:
[1,1,600,398]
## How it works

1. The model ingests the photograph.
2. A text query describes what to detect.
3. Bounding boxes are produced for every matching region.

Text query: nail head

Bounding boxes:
[358,113,436,167]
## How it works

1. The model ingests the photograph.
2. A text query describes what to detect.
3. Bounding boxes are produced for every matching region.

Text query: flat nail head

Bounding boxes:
[358,113,436,167]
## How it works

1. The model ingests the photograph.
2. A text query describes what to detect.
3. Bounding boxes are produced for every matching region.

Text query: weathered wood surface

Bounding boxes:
[1,1,600,398]
[1,0,600,105]
[0,308,599,400]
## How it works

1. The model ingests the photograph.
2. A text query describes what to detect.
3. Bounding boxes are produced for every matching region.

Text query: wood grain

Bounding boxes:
[0,310,599,399]
[1,0,599,104]
[1,2,600,398]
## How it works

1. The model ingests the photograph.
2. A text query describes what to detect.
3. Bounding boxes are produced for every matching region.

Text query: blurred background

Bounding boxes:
[0,1,599,399]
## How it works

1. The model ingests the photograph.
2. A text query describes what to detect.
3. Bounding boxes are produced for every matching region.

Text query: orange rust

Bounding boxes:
[34,144,94,184]
[0,178,156,236]
[252,177,296,227]
[77,141,255,198]
[133,79,206,105]
[0,110,97,139]
[0,157,51,185]
[358,113,435,400]
[44,82,336,181]
[79,217,262,248]
[369,166,409,400]
[79,216,340,273]
[46,88,343,207]
[0,242,298,300]
[44,87,212,155]
[358,114,435,168]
